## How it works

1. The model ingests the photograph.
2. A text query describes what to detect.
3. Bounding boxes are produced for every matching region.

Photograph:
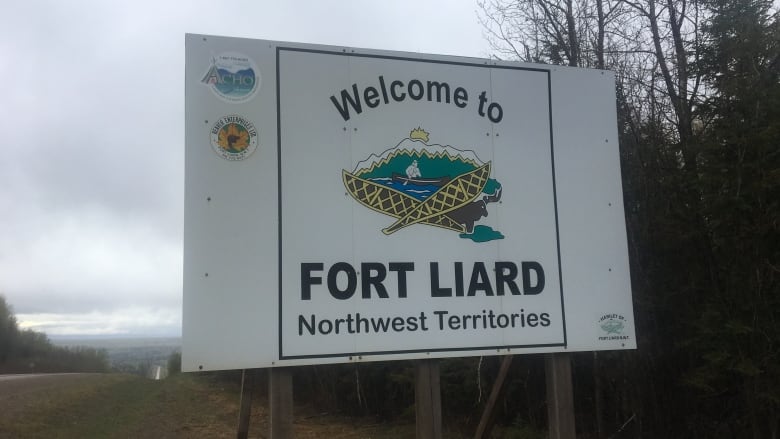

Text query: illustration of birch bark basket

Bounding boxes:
[342,128,504,242]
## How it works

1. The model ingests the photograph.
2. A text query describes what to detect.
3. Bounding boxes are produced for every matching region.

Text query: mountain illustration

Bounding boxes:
[353,136,484,179]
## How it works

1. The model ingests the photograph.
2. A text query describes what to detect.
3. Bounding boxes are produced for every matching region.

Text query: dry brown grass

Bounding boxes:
[0,373,432,438]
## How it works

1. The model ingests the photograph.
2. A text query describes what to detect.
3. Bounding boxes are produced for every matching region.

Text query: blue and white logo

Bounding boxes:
[201,52,259,103]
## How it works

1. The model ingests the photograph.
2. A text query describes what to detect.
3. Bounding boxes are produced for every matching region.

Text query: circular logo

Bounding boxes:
[210,115,258,161]
[201,52,260,103]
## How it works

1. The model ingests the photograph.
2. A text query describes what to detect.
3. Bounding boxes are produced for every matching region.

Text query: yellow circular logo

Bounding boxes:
[209,115,258,161]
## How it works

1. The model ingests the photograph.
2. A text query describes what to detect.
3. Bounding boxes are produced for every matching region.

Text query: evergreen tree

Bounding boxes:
[689,0,780,435]
[0,295,109,373]
[0,296,19,362]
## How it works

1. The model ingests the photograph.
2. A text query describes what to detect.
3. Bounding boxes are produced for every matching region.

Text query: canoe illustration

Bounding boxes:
[342,163,491,235]
[391,173,451,187]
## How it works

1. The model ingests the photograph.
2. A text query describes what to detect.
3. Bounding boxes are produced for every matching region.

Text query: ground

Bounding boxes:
[0,373,429,438]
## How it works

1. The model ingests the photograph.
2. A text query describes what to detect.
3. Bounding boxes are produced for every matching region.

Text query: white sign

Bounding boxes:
[183,34,636,372]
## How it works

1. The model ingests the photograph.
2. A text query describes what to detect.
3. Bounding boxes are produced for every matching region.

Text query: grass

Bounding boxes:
[0,373,517,438]
[0,374,241,438]
[0,373,426,438]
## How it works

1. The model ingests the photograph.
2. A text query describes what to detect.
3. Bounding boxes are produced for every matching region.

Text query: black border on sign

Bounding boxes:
[277,46,566,361]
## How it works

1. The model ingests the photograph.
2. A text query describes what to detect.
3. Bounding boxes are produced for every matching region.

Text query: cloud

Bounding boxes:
[0,0,489,336]
[0,205,181,313]
[17,307,181,336]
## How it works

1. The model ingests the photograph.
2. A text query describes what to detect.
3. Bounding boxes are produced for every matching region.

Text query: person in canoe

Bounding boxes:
[393,160,451,187]
[405,160,422,180]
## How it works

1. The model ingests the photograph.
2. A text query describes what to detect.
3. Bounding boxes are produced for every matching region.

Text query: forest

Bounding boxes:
[477,0,780,435]
[0,296,109,374]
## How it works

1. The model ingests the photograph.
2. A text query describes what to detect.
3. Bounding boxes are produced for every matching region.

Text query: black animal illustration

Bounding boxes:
[448,187,502,233]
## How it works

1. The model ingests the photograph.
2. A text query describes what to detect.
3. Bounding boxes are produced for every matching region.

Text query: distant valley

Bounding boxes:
[51,336,181,377]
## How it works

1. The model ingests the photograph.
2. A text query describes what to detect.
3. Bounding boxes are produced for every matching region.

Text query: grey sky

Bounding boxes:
[0,0,489,336]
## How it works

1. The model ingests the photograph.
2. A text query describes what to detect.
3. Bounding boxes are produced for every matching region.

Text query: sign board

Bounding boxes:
[183,34,636,372]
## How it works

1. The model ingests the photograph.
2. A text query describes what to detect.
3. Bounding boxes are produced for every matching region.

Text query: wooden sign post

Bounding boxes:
[236,369,255,439]
[415,359,442,439]
[269,367,294,439]
[545,353,576,439]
